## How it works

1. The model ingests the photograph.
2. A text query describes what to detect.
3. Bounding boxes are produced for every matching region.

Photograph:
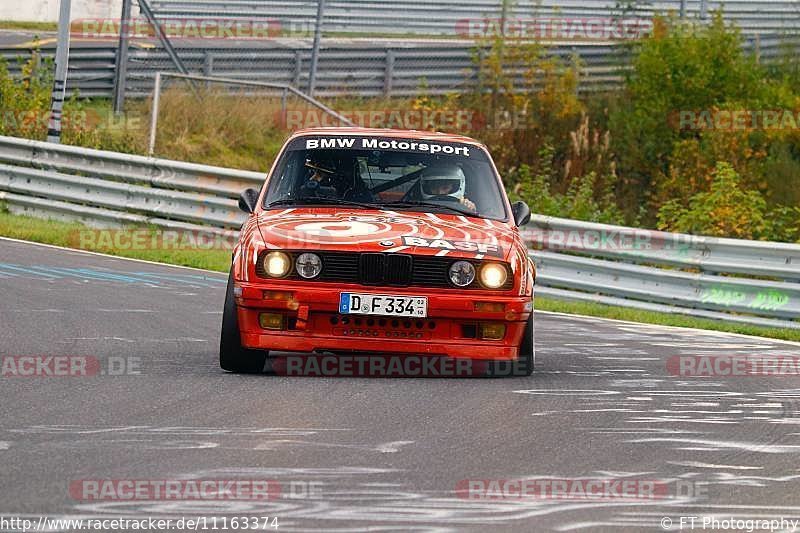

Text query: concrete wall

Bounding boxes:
[0,0,124,23]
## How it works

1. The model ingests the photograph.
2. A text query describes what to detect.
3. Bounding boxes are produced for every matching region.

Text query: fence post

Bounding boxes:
[384,49,395,97]
[308,0,326,96]
[112,0,133,114]
[46,0,71,144]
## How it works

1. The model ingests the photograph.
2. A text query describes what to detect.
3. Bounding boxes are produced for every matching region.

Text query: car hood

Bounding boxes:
[255,208,517,261]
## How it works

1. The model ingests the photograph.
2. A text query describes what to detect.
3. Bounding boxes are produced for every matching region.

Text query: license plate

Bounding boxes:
[339,293,428,318]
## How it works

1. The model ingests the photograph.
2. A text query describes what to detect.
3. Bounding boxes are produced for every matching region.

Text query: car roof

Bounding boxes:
[289,127,488,149]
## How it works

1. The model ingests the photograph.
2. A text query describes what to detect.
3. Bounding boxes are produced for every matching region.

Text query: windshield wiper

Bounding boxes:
[266,197,376,209]
[378,201,476,217]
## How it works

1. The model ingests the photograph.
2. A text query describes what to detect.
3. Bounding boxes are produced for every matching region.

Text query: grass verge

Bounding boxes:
[535,297,800,343]
[0,21,57,32]
[0,208,797,342]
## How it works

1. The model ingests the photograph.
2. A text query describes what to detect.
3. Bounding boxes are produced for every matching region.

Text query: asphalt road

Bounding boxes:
[2,237,800,532]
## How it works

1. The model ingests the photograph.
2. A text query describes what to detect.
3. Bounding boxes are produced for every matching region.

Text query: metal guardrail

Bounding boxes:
[0,33,788,98]
[0,135,256,233]
[0,134,797,329]
[148,0,800,36]
[524,215,800,329]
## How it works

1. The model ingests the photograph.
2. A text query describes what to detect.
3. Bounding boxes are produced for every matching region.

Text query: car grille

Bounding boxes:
[257,251,512,290]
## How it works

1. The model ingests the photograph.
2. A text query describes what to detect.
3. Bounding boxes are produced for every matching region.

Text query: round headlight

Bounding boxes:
[449,260,476,287]
[480,263,508,288]
[263,251,291,278]
[296,253,322,279]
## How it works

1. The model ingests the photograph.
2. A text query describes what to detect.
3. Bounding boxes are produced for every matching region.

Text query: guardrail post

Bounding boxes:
[384,49,395,97]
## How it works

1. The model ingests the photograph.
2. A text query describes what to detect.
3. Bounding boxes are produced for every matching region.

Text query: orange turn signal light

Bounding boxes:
[263,290,294,301]
[474,302,506,313]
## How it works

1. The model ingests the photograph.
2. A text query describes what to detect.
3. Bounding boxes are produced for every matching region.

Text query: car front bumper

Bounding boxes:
[235,281,532,360]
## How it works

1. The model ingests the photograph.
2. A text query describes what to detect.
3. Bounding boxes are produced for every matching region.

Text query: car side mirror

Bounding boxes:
[238,188,260,214]
[511,200,531,227]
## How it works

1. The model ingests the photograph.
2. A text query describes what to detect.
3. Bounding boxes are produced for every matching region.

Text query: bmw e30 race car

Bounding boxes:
[220,128,535,376]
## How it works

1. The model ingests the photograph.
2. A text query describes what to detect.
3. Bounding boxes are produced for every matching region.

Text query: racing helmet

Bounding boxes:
[420,164,466,201]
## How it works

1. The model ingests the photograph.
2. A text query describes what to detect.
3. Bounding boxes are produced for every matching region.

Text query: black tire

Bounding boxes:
[483,312,535,377]
[516,311,535,376]
[219,271,268,373]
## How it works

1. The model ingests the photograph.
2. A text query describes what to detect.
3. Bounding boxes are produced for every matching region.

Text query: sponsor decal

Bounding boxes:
[304,137,472,156]
[402,236,502,257]
[262,215,421,245]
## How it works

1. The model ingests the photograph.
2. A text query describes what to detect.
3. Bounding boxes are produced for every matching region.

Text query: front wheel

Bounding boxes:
[219,271,268,373]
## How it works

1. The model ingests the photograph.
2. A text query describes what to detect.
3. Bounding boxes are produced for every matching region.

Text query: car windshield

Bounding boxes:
[262,135,508,220]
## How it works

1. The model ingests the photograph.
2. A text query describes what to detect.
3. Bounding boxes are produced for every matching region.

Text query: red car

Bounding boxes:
[220,128,535,376]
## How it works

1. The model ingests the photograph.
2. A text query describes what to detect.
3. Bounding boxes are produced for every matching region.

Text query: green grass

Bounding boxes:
[536,297,800,343]
[1,208,797,343]
[0,21,57,32]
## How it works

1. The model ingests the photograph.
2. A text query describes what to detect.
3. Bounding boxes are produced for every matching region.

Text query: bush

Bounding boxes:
[0,50,52,139]
[657,161,767,238]
[509,145,626,224]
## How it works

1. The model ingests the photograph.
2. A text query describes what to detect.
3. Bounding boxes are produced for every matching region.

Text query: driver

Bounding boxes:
[305,158,337,184]
[303,156,374,202]
[420,164,476,211]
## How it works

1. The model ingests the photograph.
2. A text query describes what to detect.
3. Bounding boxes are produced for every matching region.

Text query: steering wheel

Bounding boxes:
[427,194,460,203]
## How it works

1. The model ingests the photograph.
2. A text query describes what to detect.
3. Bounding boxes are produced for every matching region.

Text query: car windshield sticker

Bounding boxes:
[305,137,471,156]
